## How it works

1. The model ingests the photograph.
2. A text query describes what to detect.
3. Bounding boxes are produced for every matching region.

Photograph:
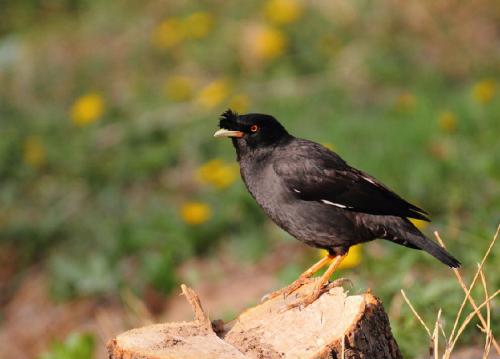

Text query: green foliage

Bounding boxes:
[38,332,95,359]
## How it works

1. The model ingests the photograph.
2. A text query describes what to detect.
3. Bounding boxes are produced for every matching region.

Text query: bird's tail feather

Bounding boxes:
[383,218,461,268]
[406,232,461,268]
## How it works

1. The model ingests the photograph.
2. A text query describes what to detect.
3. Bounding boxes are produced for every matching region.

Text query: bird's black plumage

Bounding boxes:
[215,109,460,268]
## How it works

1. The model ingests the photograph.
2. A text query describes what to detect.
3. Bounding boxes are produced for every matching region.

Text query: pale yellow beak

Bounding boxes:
[213,129,244,138]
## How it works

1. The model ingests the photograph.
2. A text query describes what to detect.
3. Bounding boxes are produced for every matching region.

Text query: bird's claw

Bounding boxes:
[280,278,353,312]
[326,277,353,290]
[282,288,323,312]
[261,276,314,303]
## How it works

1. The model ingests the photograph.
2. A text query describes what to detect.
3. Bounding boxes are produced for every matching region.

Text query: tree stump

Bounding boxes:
[107,280,402,359]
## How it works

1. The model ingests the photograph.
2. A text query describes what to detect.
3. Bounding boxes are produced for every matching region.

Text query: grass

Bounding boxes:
[401,227,499,358]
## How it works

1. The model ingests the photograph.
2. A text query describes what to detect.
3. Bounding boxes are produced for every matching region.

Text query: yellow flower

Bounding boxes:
[196,79,230,108]
[318,245,362,270]
[472,79,496,104]
[264,0,303,24]
[181,202,212,225]
[23,135,46,168]
[394,91,416,112]
[255,26,287,60]
[410,218,429,231]
[438,111,457,133]
[70,93,104,126]
[164,75,194,102]
[322,142,336,151]
[197,159,239,189]
[228,94,250,113]
[184,12,214,39]
[151,18,185,49]
[245,24,287,62]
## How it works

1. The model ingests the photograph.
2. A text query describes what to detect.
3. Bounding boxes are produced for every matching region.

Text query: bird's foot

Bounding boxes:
[283,277,353,311]
[327,277,353,290]
[284,287,323,311]
[261,276,314,302]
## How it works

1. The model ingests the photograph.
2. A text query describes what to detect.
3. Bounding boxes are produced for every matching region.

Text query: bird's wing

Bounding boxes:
[273,142,430,221]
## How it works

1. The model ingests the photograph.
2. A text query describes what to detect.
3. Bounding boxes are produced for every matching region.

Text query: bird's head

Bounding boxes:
[214,109,290,155]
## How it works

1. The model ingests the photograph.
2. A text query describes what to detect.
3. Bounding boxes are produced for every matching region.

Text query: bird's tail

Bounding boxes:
[406,232,461,268]
[383,218,461,268]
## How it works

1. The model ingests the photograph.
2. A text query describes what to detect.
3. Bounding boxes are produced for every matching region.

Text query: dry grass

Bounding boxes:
[401,224,499,358]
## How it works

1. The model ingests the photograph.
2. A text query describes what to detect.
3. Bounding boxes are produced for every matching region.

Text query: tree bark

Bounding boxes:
[107,281,402,359]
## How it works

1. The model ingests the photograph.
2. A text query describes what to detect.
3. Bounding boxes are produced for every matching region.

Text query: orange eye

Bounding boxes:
[250,125,259,132]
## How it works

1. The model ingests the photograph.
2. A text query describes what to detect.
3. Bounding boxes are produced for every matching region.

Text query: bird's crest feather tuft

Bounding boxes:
[219,109,239,129]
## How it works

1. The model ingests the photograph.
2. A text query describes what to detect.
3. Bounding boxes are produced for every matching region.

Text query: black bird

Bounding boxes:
[214,109,460,308]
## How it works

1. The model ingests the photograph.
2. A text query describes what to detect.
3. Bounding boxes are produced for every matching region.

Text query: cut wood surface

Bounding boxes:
[107,281,402,359]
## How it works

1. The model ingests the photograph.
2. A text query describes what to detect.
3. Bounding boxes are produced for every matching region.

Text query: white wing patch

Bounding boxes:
[293,188,301,193]
[363,176,376,185]
[321,200,351,209]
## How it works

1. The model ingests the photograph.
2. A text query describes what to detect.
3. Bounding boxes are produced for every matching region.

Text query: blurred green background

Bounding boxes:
[0,0,499,358]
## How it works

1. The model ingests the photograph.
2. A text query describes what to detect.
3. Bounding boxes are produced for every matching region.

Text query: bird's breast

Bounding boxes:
[240,162,292,224]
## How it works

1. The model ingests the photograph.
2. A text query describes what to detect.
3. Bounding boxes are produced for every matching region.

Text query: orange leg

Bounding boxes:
[262,254,334,301]
[287,253,348,310]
